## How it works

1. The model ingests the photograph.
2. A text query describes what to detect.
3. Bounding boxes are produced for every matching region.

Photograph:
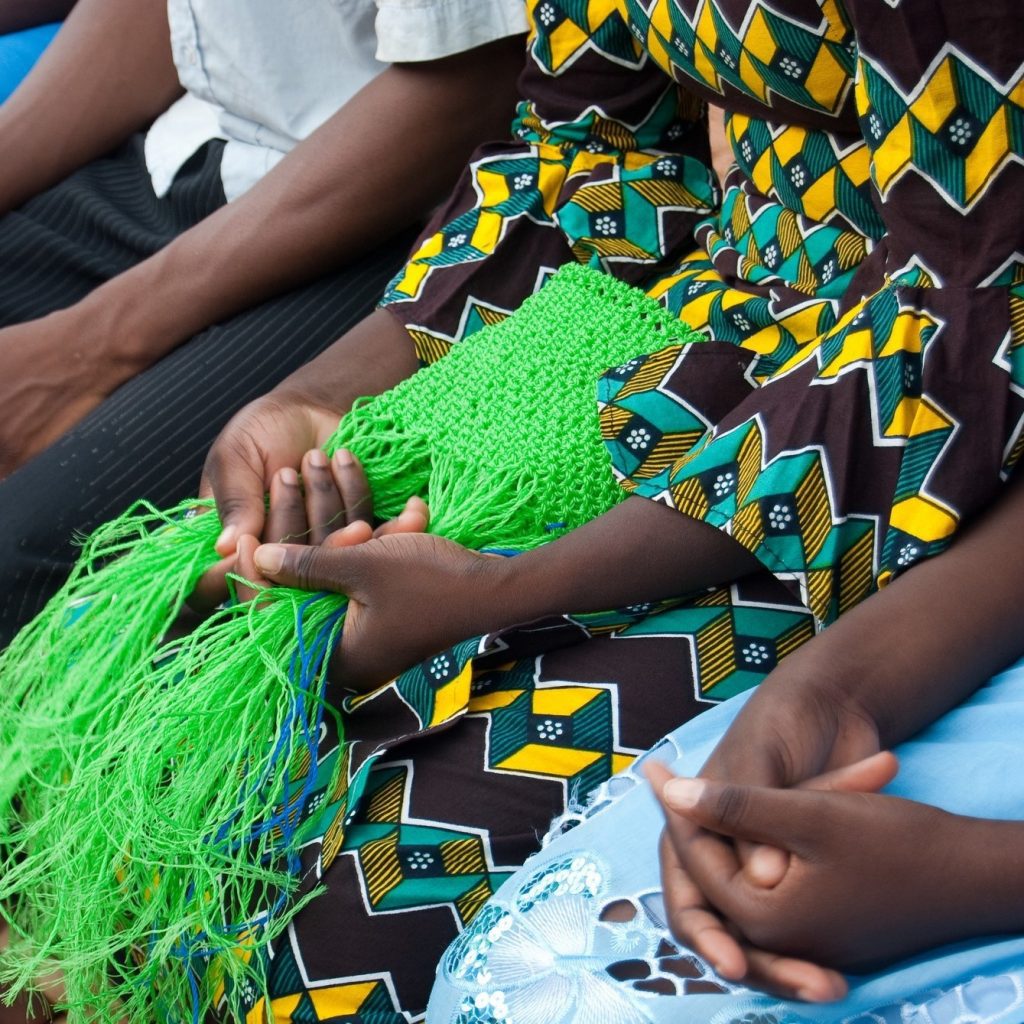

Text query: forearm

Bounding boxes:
[0,0,75,33]
[953,815,1024,939]
[0,0,180,214]
[775,473,1024,749]
[492,495,763,623]
[274,308,420,418]
[90,36,525,375]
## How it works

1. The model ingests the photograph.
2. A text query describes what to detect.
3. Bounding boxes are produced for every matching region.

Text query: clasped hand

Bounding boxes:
[194,448,507,691]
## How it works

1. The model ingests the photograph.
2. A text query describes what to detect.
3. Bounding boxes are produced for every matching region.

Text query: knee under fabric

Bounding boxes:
[0,264,698,1023]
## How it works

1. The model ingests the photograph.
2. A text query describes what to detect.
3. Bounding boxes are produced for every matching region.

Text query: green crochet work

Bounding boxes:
[0,263,699,1024]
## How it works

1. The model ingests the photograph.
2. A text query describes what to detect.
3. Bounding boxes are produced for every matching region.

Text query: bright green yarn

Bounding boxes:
[328,262,692,547]
[0,263,698,1023]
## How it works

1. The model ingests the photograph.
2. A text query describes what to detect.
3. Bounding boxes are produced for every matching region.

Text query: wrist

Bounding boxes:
[77,268,182,378]
[932,815,1024,940]
[274,308,421,419]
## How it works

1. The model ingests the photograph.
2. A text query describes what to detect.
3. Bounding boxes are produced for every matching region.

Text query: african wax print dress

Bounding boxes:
[240,0,1024,1020]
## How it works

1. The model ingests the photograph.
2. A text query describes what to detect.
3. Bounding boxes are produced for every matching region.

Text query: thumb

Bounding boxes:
[205,458,269,556]
[661,777,820,852]
[254,541,368,595]
[800,751,899,794]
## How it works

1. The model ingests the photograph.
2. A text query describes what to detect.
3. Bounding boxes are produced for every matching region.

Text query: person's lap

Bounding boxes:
[0,138,416,644]
[426,654,1024,1024]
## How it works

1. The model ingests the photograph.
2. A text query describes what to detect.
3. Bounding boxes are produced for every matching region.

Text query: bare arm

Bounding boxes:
[0,0,181,213]
[0,33,524,475]
[0,0,76,35]
[87,36,525,378]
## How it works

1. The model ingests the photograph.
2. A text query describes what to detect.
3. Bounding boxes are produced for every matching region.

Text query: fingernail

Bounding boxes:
[308,449,328,468]
[279,467,299,487]
[254,544,285,575]
[334,448,353,466]
[662,777,705,810]
[797,988,826,1003]
[216,525,237,553]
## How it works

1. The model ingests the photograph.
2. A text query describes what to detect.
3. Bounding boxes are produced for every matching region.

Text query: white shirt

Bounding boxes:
[145,0,527,202]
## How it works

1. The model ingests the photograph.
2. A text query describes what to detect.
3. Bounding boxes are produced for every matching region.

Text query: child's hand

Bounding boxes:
[650,764,986,992]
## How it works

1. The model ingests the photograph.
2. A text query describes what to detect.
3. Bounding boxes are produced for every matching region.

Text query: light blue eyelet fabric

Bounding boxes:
[0,23,60,103]
[427,656,1024,1024]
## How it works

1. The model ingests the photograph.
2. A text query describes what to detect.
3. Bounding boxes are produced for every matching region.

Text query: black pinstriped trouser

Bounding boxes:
[0,136,415,646]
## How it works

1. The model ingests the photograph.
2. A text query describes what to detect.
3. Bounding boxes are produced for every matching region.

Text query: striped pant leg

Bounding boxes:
[0,135,227,325]
[0,232,414,646]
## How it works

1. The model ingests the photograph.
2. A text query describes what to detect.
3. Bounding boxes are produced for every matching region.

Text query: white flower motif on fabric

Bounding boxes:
[407,850,435,870]
[513,173,535,191]
[536,719,565,742]
[869,112,884,140]
[779,56,803,78]
[538,3,556,27]
[654,158,678,175]
[903,362,917,390]
[626,428,652,451]
[687,282,703,296]
[430,654,453,680]
[585,140,605,153]
[741,139,753,163]
[763,242,779,267]
[732,312,752,331]
[741,642,771,666]
[948,116,974,146]
[822,258,836,283]
[790,164,807,188]
[615,358,642,375]
[673,37,692,58]
[448,233,468,249]
[626,603,654,614]
[767,503,793,529]
[712,471,736,497]
[719,49,736,69]
[667,123,684,140]
[595,215,620,236]
[444,857,652,1024]
[897,542,920,567]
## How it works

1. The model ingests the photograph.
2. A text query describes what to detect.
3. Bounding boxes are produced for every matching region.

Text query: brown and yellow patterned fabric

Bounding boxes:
[242,2,1024,1020]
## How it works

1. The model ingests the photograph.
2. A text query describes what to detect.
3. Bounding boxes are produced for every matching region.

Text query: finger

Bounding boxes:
[373,496,430,537]
[659,833,748,980]
[646,763,749,979]
[188,554,236,614]
[662,777,820,851]
[203,445,270,556]
[800,751,899,794]
[743,946,848,1003]
[264,467,309,544]
[301,449,345,544]
[738,754,898,889]
[253,540,366,595]
[331,449,374,527]
[233,534,270,604]
[323,520,375,549]
[741,843,790,889]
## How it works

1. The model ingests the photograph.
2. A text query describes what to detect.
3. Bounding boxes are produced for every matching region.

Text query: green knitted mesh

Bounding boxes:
[328,262,691,548]
[0,263,698,1023]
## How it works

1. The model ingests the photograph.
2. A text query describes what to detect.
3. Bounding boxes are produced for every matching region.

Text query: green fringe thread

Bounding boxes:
[0,263,699,1023]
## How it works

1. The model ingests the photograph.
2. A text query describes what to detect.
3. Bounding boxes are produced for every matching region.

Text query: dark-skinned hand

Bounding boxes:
[219,449,503,692]
[647,762,998,985]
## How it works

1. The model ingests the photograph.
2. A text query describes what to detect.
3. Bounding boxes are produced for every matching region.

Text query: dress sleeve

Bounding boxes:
[602,0,1024,626]
[380,0,719,357]
[374,0,528,63]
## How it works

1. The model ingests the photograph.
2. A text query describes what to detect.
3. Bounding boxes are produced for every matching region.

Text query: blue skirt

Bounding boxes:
[427,656,1024,1024]
[0,23,60,103]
